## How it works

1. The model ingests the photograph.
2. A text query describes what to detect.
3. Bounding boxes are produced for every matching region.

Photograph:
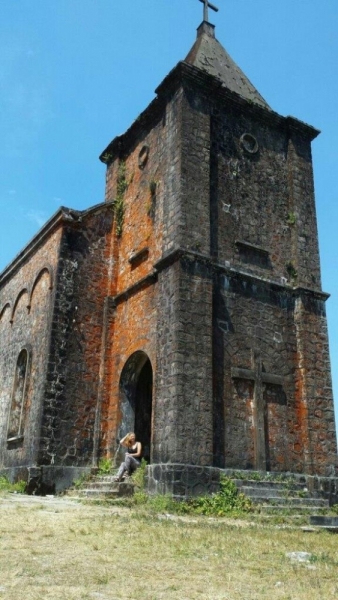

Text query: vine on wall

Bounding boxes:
[114,161,128,237]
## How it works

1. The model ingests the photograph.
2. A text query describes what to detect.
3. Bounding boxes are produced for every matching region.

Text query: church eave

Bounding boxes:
[285,116,320,142]
[0,209,65,286]
[0,202,113,286]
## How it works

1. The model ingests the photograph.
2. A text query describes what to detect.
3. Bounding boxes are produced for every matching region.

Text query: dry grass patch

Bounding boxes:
[0,494,337,599]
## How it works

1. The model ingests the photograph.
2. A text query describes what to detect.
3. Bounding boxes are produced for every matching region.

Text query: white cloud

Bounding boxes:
[26,209,48,228]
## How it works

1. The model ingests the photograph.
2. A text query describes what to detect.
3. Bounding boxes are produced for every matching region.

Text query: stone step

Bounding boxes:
[222,469,307,485]
[239,485,322,500]
[310,515,338,527]
[308,516,338,532]
[92,475,120,483]
[80,489,120,498]
[84,481,121,490]
[233,479,307,491]
[223,469,307,484]
[248,495,329,507]
[78,481,134,498]
[258,504,329,514]
[229,472,332,514]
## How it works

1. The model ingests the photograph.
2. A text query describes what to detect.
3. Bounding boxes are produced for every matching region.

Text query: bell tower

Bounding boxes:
[100,3,337,496]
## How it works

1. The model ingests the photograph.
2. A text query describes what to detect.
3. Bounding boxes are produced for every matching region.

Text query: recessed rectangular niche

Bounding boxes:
[128,247,149,268]
[7,348,29,446]
[235,240,271,269]
[7,435,24,449]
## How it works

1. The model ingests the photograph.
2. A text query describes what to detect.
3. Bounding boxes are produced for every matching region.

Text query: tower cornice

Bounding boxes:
[100,60,319,166]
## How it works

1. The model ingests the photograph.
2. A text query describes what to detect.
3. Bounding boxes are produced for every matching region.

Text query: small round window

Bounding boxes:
[240,133,259,154]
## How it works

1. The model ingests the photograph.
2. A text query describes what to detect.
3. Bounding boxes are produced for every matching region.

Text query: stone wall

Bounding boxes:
[38,206,114,469]
[153,257,214,466]
[101,285,157,459]
[100,89,188,461]
[0,229,61,473]
[293,292,337,475]
[206,85,337,475]
[209,98,320,285]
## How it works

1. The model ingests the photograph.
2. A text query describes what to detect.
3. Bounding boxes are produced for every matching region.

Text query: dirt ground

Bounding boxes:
[0,493,337,600]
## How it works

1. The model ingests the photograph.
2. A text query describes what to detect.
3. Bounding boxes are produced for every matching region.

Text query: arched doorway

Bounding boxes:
[118,351,153,462]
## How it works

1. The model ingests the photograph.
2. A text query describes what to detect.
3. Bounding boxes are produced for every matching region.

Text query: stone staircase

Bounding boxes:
[72,469,332,515]
[75,474,134,500]
[226,471,330,514]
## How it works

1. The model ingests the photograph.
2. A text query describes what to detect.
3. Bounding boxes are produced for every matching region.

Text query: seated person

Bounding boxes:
[114,432,142,481]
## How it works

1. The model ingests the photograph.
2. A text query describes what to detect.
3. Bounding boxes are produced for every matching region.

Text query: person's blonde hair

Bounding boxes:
[124,432,135,446]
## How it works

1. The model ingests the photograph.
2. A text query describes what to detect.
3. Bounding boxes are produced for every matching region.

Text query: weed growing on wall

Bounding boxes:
[286,261,298,280]
[113,160,128,236]
[287,212,297,225]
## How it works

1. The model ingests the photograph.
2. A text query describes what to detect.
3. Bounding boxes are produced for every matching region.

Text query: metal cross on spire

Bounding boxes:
[199,0,219,23]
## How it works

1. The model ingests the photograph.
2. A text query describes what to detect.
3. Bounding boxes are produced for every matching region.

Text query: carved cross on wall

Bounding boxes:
[231,350,283,470]
[199,0,219,23]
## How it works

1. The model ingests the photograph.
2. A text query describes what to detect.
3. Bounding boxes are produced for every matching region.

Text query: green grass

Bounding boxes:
[1,494,338,599]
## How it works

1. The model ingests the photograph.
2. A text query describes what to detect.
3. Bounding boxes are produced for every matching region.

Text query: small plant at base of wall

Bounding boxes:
[121,475,253,517]
[98,458,113,475]
[0,476,26,494]
[131,459,147,490]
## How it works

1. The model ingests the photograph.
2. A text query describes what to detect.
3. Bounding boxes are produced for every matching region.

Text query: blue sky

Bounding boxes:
[1,0,338,431]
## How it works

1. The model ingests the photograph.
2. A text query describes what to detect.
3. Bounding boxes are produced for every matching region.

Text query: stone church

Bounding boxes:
[0,5,337,495]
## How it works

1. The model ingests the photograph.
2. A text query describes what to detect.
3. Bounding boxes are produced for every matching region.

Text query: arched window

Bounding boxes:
[7,349,30,441]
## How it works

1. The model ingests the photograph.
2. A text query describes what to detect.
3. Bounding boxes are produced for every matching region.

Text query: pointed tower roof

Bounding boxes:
[184,21,270,110]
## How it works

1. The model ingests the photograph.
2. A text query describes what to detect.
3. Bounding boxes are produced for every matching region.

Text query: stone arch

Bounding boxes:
[0,302,11,323]
[118,351,153,462]
[7,346,31,441]
[29,266,53,307]
[10,289,30,323]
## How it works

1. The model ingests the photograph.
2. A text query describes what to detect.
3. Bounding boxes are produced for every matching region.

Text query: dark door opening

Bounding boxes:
[135,360,152,462]
[118,352,153,463]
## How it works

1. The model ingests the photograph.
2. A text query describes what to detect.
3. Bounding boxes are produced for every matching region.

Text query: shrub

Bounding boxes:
[186,476,253,517]
[131,458,147,490]
[126,475,252,517]
[98,458,113,475]
[0,475,26,494]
